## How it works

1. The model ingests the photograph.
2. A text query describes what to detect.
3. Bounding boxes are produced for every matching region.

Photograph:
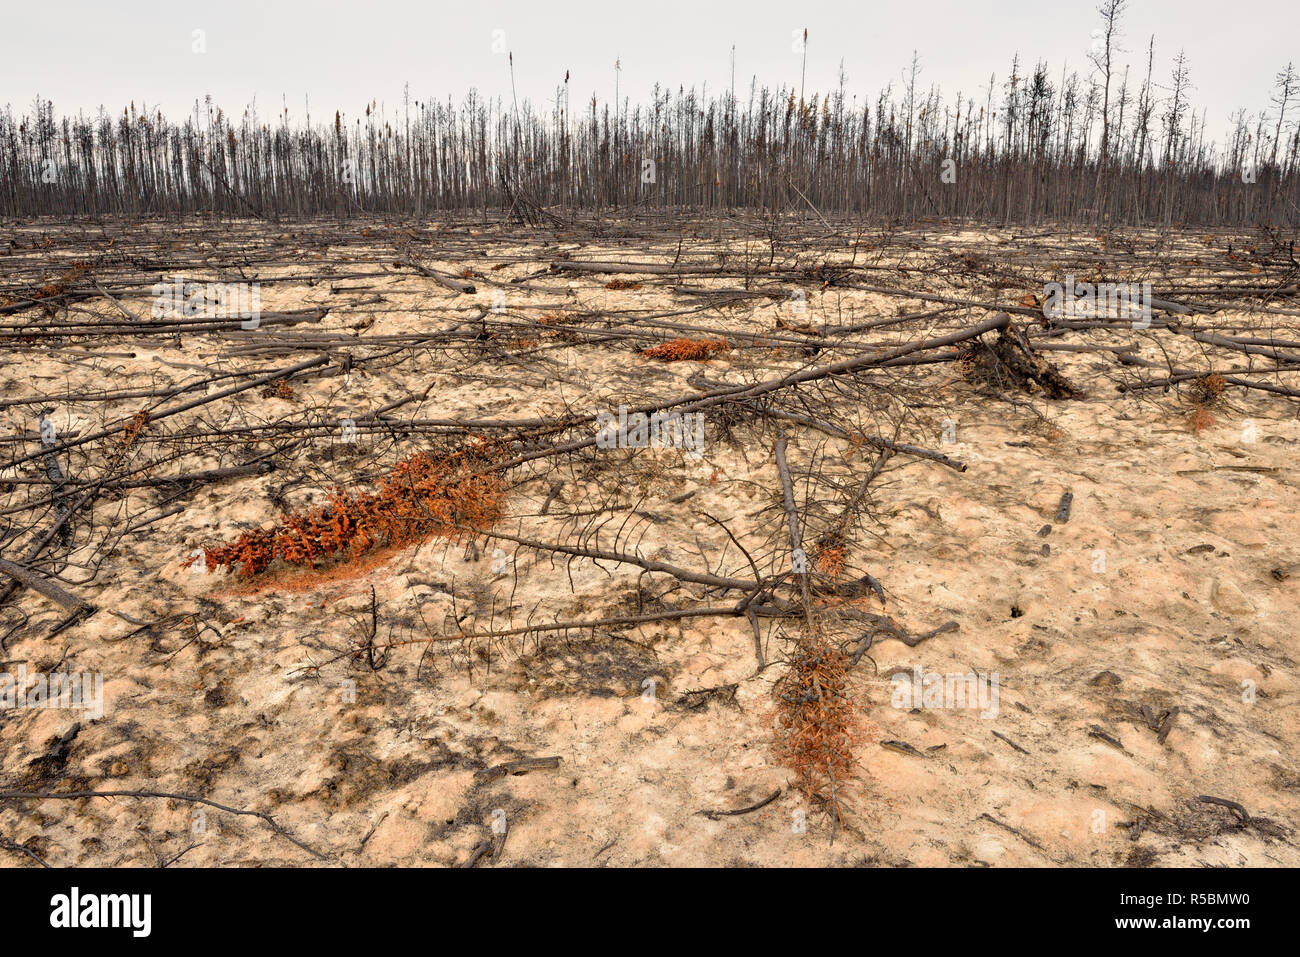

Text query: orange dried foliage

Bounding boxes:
[535,312,585,343]
[815,544,848,582]
[122,411,148,447]
[1197,373,1226,401]
[1188,407,1217,432]
[186,444,506,578]
[260,379,296,400]
[25,261,93,314]
[1187,373,1225,432]
[773,627,863,825]
[639,337,729,361]
[34,261,92,300]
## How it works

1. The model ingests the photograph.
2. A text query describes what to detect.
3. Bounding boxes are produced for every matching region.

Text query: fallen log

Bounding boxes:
[399,255,476,294]
[0,556,96,617]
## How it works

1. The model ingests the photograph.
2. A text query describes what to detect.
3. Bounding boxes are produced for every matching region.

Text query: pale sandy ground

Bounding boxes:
[0,221,1296,866]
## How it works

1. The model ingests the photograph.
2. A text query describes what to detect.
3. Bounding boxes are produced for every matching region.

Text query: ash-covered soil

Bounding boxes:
[0,217,1296,866]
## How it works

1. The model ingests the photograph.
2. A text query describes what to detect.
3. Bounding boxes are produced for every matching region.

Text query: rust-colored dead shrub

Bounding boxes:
[122,410,148,447]
[1187,406,1217,433]
[535,311,586,343]
[260,379,296,400]
[186,443,506,577]
[1191,372,1226,404]
[34,260,91,300]
[28,260,93,315]
[639,337,729,361]
[1186,373,1225,432]
[815,543,848,582]
[773,625,862,828]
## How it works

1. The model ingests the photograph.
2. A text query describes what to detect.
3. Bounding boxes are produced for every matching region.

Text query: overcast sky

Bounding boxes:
[3,0,1295,145]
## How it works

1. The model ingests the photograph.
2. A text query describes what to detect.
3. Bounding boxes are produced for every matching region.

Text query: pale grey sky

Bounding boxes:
[2,0,1295,146]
